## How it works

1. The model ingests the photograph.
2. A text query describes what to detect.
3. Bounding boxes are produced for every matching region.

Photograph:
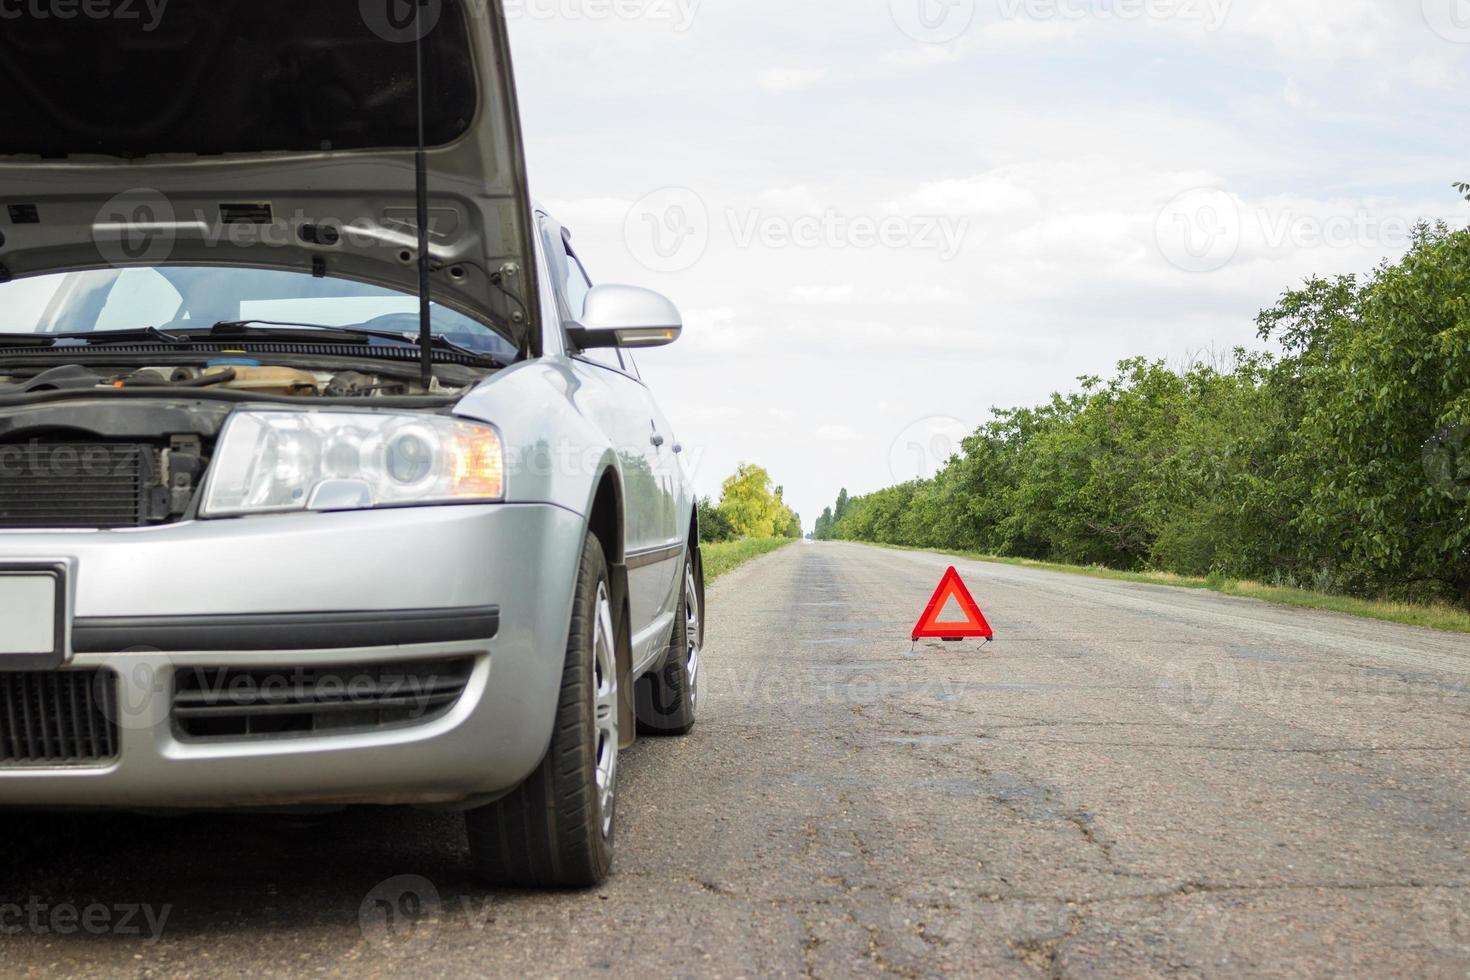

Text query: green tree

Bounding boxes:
[820,195,1470,609]
[1267,223,1470,601]
[717,463,801,539]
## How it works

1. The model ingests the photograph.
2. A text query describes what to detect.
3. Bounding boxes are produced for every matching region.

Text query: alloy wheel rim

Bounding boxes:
[684,557,701,710]
[592,581,618,839]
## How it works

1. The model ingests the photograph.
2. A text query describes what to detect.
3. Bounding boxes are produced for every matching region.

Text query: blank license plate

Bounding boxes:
[0,568,64,665]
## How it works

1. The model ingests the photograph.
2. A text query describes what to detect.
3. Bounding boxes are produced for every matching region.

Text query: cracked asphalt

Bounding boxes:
[5,540,1470,977]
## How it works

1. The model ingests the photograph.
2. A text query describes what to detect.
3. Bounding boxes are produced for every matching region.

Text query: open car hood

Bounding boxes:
[0,0,540,352]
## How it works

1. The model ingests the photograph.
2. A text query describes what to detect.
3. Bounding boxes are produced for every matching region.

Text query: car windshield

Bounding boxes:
[0,266,518,359]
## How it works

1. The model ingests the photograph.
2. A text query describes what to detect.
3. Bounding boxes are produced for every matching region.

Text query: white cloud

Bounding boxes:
[880,44,965,69]
[891,174,1040,216]
[881,285,967,305]
[977,17,1086,45]
[815,424,861,442]
[789,284,856,305]
[756,185,824,212]
[757,67,827,94]
[537,196,631,227]
[1282,76,1314,110]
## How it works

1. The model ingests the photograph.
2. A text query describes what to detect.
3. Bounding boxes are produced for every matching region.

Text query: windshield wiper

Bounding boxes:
[0,321,505,365]
[0,326,189,348]
[79,326,189,346]
[209,320,503,364]
[209,319,411,343]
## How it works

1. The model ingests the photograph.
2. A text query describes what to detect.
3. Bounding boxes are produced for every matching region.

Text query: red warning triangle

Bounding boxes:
[912,567,993,641]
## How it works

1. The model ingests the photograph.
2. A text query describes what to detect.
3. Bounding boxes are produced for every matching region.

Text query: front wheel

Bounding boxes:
[636,543,702,736]
[465,533,619,887]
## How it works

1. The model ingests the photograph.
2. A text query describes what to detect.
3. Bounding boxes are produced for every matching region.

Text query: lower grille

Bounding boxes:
[0,670,119,766]
[172,658,475,740]
[0,442,153,528]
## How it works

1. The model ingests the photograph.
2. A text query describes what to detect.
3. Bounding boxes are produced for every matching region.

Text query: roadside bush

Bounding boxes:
[697,496,735,544]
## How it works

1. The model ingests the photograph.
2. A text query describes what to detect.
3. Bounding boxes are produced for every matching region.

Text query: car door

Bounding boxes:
[538,217,682,666]
[616,349,687,545]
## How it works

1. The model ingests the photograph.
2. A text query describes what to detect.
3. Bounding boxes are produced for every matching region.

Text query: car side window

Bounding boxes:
[539,219,623,371]
[562,245,592,327]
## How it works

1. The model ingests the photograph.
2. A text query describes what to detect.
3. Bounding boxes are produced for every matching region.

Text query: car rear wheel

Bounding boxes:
[635,543,702,736]
[465,533,619,887]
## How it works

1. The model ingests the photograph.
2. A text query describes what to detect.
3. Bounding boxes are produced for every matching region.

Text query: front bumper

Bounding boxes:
[0,503,585,808]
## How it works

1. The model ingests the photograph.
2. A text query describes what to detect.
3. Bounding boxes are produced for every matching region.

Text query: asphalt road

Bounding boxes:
[5,540,1470,978]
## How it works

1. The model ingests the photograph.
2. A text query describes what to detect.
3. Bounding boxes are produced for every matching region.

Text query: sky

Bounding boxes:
[504,0,1470,530]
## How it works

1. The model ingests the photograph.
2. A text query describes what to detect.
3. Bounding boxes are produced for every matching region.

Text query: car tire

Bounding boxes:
[464,533,619,888]
[635,543,702,736]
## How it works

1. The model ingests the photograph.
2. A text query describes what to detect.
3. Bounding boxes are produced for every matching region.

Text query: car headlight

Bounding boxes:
[201,411,504,516]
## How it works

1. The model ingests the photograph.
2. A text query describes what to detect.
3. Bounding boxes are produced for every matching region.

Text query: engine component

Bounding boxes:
[201,365,319,396]
[324,371,407,398]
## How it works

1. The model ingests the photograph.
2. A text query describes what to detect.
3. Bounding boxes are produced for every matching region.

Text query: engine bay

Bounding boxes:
[0,354,490,528]
[0,360,475,400]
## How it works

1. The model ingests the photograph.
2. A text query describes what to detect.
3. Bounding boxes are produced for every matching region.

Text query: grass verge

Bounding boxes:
[859,542,1470,636]
[703,537,798,583]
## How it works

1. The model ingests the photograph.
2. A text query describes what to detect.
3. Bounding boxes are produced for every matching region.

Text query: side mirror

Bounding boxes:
[567,284,683,350]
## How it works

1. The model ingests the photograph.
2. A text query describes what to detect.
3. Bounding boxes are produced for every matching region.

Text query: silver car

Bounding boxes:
[0,0,702,887]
